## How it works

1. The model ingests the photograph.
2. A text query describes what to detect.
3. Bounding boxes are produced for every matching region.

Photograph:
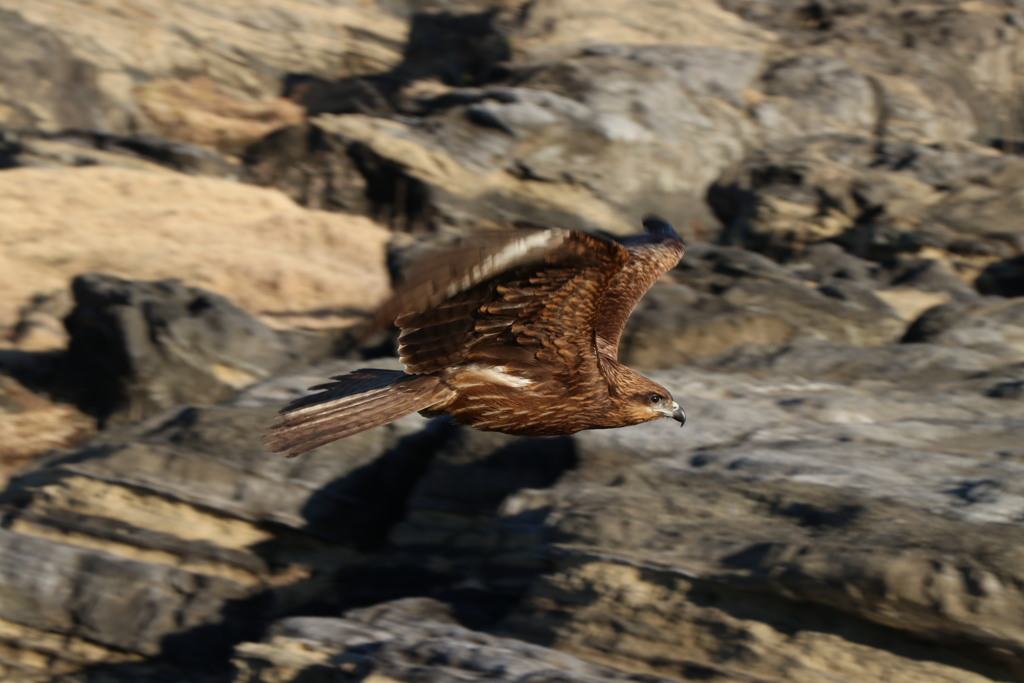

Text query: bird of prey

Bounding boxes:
[267,216,686,457]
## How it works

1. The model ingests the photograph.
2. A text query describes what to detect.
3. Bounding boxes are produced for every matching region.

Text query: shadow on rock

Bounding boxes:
[296,418,455,552]
[2,273,334,434]
[273,424,579,628]
[61,418,580,680]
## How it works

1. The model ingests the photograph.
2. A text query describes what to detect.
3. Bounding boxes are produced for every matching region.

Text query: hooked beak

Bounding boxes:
[671,401,686,427]
[658,401,686,427]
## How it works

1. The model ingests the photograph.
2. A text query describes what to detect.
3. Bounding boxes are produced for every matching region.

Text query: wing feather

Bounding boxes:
[594,216,685,359]
[375,229,571,329]
[267,370,451,457]
[393,230,629,376]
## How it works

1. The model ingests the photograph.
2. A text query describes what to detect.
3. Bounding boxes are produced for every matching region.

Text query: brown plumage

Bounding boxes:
[267,216,686,457]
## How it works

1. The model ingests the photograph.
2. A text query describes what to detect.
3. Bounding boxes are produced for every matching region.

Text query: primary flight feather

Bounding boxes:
[267,215,686,457]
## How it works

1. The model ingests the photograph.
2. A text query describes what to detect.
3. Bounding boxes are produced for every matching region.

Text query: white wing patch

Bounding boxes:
[443,229,568,300]
[456,363,534,388]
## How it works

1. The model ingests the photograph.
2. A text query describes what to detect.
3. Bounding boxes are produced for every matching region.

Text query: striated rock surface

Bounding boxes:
[2,340,1023,681]
[0,359,436,679]
[500,361,1024,683]
[1,0,1023,681]
[0,0,405,152]
[232,598,717,683]
[619,243,908,368]
[0,165,391,480]
[244,46,765,232]
[241,0,1024,262]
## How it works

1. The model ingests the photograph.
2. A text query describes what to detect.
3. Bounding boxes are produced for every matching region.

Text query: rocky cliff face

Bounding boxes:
[1,0,1023,682]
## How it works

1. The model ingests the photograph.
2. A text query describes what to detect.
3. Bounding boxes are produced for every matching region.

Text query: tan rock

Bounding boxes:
[875,288,950,322]
[0,618,142,680]
[0,376,94,487]
[135,76,306,156]
[514,558,1001,683]
[515,0,775,54]
[0,0,406,146]
[0,166,392,344]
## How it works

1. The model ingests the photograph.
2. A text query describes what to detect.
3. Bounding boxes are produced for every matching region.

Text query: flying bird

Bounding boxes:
[267,216,686,457]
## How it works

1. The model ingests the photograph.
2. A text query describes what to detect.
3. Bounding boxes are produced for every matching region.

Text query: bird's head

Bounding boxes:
[601,361,685,429]
[624,377,686,427]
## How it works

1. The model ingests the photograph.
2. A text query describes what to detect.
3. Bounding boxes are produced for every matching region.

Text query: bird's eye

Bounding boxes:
[649,394,663,405]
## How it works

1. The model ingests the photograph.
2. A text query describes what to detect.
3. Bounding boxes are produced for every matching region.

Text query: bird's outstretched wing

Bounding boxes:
[383,230,631,379]
[372,229,571,331]
[593,215,685,359]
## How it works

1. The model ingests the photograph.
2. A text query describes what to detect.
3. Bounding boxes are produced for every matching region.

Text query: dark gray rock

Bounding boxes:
[0,360,582,677]
[247,42,763,233]
[910,298,1024,359]
[3,1,1024,681]
[0,3,403,150]
[61,274,321,426]
[243,122,376,215]
[701,339,1012,385]
[902,300,975,344]
[988,380,1024,400]
[977,255,1024,298]
[721,0,1020,144]
[0,529,254,660]
[0,360,447,674]
[885,256,979,300]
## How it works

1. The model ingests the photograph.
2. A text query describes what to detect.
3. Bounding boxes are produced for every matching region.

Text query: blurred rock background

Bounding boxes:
[0,0,1023,681]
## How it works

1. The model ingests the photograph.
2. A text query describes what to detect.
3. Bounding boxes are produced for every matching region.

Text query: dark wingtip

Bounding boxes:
[641,215,681,241]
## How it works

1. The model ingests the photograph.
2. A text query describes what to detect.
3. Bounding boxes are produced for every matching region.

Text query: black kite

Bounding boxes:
[267,216,686,457]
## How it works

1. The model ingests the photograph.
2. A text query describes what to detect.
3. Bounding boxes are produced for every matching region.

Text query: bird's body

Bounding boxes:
[268,216,686,457]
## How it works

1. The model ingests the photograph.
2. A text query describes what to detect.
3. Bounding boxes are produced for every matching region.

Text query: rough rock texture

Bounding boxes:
[61,273,322,426]
[0,165,392,479]
[708,137,1024,266]
[0,359,435,679]
[232,598,709,683]
[500,362,1024,683]
[978,254,1024,297]
[0,0,404,152]
[0,166,392,342]
[619,243,907,368]
[2,341,1023,681]
[243,0,1024,259]
[245,48,762,232]
[0,374,94,486]
[1,0,1024,681]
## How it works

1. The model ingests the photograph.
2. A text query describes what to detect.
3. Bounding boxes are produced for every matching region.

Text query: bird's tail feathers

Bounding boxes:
[266,369,446,457]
